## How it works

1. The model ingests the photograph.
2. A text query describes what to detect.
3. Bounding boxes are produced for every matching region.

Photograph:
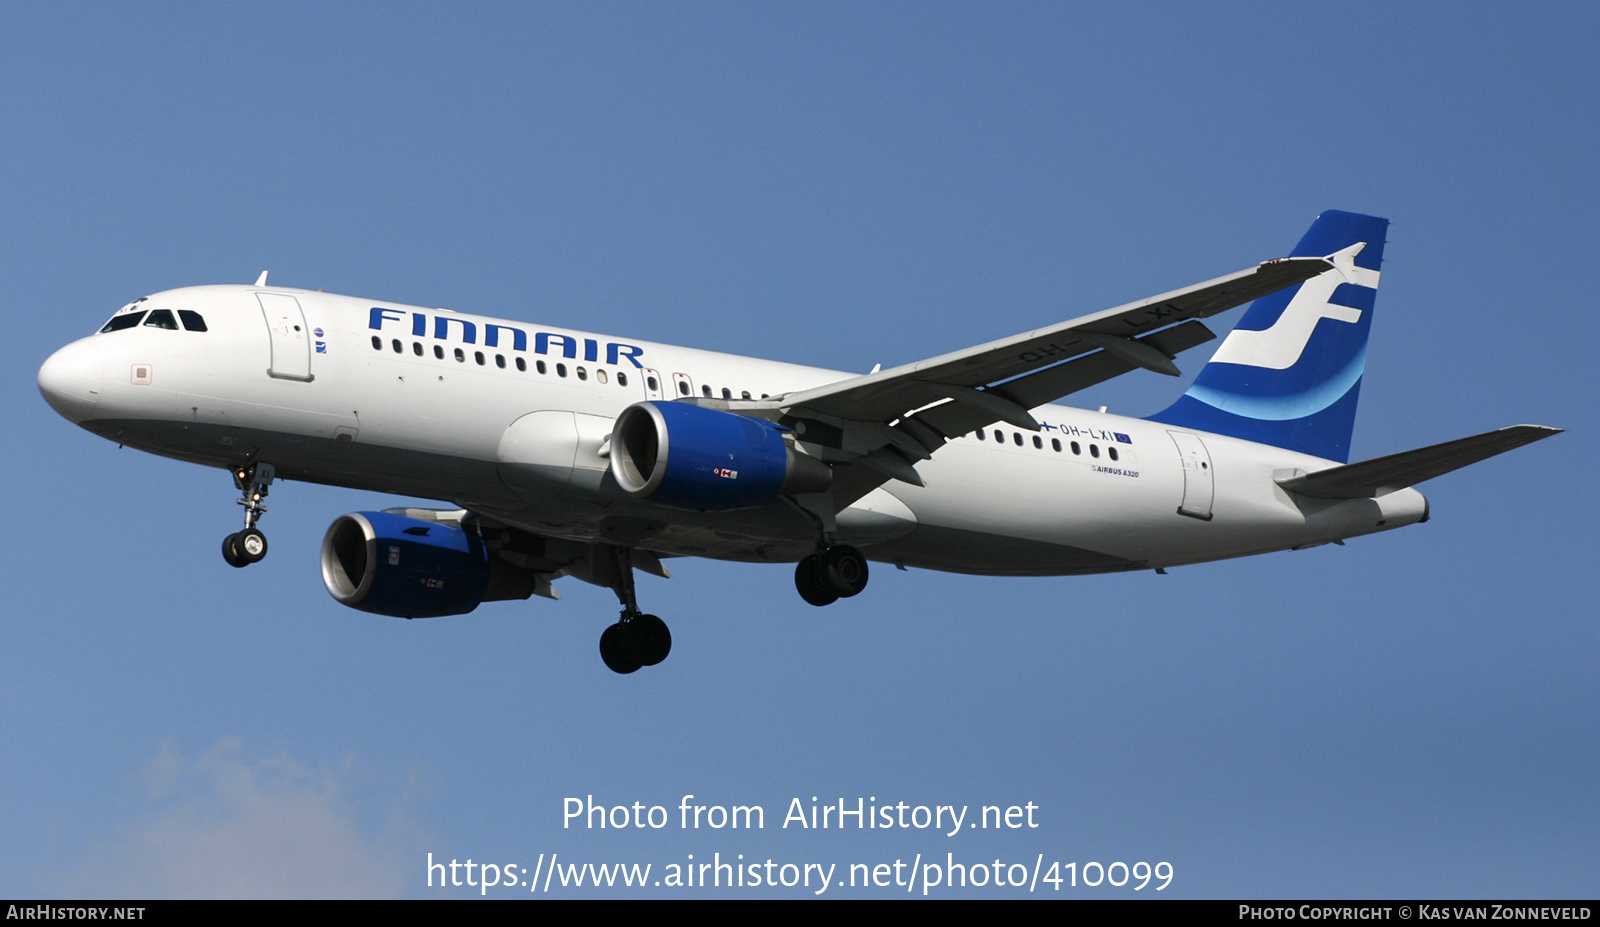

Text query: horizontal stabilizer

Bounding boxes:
[1275,425,1562,499]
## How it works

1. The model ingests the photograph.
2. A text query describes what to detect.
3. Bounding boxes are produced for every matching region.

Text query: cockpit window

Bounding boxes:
[178,310,208,332]
[100,311,147,333]
[143,309,180,330]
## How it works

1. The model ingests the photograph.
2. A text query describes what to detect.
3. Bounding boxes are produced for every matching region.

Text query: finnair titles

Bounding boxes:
[367,306,647,368]
[38,211,1560,673]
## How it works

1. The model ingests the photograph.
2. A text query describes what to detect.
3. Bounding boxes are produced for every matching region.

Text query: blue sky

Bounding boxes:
[3,2,1594,898]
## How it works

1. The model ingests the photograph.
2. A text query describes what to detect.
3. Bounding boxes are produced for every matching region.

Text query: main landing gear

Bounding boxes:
[794,544,869,607]
[595,546,672,674]
[222,463,275,568]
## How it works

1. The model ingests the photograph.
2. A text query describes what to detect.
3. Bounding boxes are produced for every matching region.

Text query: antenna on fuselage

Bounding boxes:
[254,271,269,286]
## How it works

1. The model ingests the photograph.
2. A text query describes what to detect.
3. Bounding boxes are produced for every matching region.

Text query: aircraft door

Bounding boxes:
[1167,430,1214,520]
[257,293,312,381]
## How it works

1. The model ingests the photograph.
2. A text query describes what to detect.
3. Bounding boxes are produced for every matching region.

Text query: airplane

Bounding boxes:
[37,210,1560,674]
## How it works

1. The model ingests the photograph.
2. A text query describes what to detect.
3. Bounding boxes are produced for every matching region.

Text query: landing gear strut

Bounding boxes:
[596,545,672,674]
[794,544,869,606]
[222,463,275,568]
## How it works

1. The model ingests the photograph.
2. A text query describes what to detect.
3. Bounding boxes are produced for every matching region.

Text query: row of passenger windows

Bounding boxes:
[693,383,765,400]
[370,335,775,400]
[972,427,1122,461]
[371,335,631,386]
[99,309,208,333]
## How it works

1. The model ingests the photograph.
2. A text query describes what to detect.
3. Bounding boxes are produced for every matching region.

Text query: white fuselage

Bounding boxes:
[40,284,1428,575]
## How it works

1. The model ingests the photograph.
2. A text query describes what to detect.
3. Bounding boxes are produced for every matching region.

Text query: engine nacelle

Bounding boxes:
[320,511,494,618]
[610,401,831,511]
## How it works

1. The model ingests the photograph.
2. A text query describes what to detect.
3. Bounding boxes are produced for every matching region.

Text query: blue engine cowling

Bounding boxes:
[320,511,493,618]
[609,401,831,511]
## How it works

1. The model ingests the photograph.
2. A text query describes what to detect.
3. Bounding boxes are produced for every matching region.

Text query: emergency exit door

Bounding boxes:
[258,293,312,381]
[1167,430,1214,520]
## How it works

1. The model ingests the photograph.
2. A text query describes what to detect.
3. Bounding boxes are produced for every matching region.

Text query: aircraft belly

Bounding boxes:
[83,417,515,504]
[869,525,1145,575]
[471,496,822,563]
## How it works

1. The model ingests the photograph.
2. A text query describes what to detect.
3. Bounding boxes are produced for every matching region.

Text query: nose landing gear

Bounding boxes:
[222,463,275,568]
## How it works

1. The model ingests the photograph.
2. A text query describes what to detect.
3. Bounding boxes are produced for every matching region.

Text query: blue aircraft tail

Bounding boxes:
[1147,210,1388,463]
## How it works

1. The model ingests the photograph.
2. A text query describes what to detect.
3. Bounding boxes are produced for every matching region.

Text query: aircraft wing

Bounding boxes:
[735,255,1332,501]
[781,256,1330,426]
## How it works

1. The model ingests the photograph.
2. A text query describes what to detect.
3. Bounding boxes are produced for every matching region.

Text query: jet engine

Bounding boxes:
[320,511,534,618]
[609,401,831,511]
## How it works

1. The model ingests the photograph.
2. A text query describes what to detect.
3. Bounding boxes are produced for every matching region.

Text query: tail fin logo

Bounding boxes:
[1145,210,1389,463]
[1208,243,1378,371]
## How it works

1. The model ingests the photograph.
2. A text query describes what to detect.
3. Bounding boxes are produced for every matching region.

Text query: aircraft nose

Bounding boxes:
[38,339,105,423]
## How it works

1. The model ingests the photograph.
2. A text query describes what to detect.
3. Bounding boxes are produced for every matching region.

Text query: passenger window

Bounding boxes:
[1051,438,1061,452]
[434,345,444,359]
[678,380,690,396]
[701,384,713,398]
[496,354,506,368]
[143,309,179,330]
[474,351,485,365]
[178,310,208,332]
[597,369,608,384]
[992,429,1003,442]
[577,366,588,381]
[515,357,526,372]
[1032,435,1043,449]
[617,372,628,387]
[454,348,465,362]
[537,360,547,374]
[1090,444,1100,458]
[413,342,423,356]
[721,387,732,399]
[1012,433,1023,446]
[371,335,381,350]
[1108,447,1119,461]
[976,430,985,441]
[1071,441,1081,455]
[557,363,568,378]
[392,339,403,353]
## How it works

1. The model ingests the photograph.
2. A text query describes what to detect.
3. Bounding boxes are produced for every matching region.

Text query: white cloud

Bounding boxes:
[54,739,424,899]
